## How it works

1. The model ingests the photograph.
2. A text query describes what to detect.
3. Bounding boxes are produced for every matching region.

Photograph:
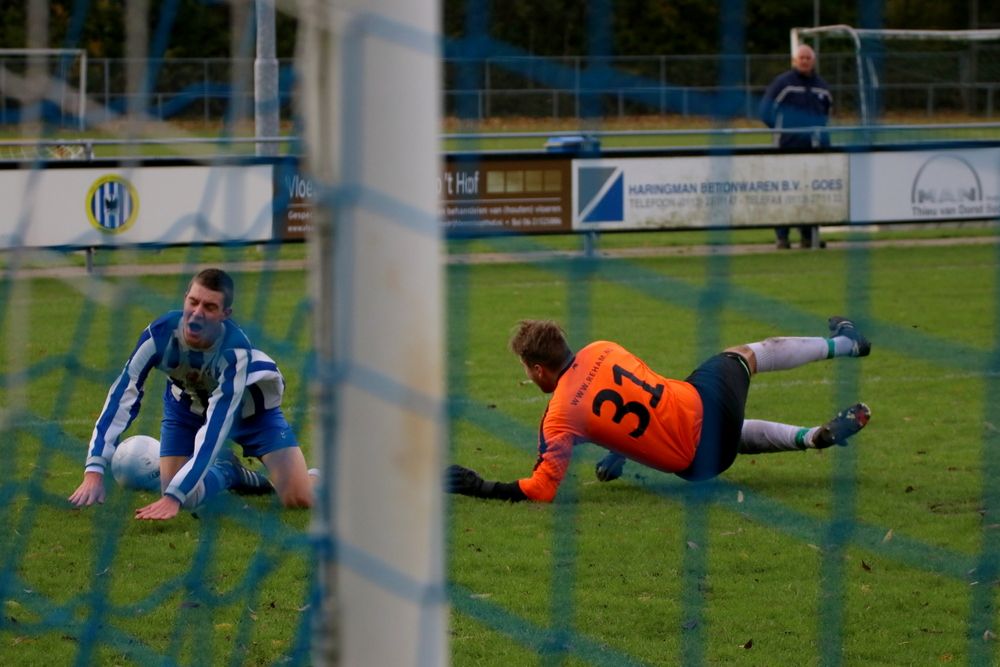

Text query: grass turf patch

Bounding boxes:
[447,240,1000,665]
[2,239,999,664]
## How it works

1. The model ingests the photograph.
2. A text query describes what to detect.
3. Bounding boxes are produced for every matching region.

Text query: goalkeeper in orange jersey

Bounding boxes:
[447,317,871,502]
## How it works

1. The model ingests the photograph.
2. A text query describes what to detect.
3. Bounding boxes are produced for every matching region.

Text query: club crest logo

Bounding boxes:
[87,175,139,233]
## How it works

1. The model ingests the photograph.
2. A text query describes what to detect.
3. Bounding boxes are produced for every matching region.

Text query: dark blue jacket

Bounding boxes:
[759,69,832,149]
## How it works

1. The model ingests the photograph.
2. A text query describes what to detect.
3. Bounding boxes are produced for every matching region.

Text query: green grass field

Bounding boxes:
[446,239,1000,665]
[1,269,314,666]
[2,238,1000,664]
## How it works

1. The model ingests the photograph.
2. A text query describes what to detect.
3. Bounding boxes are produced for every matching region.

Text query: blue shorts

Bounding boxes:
[159,387,299,459]
[676,352,751,482]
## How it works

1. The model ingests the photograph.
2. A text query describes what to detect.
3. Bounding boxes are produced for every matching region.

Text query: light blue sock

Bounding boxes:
[180,465,228,510]
[203,464,229,498]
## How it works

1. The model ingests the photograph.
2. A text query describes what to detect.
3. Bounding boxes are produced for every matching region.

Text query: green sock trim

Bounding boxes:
[826,338,836,359]
[795,428,811,448]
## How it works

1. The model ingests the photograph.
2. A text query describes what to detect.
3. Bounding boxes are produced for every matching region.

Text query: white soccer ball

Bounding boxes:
[111,435,161,491]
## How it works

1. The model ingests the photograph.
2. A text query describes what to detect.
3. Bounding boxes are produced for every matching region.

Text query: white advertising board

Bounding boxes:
[573,153,848,230]
[0,164,274,249]
[850,147,1000,223]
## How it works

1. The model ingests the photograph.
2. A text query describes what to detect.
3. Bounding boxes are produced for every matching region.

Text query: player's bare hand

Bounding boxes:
[68,471,106,507]
[134,495,181,521]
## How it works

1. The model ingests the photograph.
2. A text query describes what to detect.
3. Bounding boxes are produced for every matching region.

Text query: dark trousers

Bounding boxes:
[775,225,818,247]
[676,353,751,482]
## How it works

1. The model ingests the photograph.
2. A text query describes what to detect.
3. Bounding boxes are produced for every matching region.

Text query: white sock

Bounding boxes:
[747,337,833,373]
[739,419,820,453]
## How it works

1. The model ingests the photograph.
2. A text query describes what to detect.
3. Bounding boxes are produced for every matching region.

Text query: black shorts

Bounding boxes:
[676,352,751,482]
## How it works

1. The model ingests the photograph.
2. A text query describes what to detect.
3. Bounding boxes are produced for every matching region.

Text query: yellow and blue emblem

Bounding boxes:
[87,175,139,233]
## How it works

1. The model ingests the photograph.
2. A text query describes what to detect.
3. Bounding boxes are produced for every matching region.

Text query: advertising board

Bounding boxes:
[849,147,1000,223]
[573,153,849,230]
[440,157,572,234]
[0,163,274,249]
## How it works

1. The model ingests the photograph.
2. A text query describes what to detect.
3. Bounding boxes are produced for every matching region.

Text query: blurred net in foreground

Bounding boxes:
[0,2,316,666]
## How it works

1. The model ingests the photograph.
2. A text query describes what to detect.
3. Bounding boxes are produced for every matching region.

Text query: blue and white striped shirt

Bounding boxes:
[85,311,286,503]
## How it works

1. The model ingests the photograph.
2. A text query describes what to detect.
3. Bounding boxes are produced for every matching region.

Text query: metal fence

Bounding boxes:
[1,49,999,126]
[443,49,1000,119]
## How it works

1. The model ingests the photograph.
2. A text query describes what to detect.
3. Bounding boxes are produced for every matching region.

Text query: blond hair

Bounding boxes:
[509,320,572,370]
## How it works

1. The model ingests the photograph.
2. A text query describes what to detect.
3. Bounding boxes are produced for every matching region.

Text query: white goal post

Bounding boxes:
[0,48,87,129]
[790,25,1000,124]
[297,0,446,665]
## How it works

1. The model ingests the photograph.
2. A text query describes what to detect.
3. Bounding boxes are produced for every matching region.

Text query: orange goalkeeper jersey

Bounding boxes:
[518,341,704,502]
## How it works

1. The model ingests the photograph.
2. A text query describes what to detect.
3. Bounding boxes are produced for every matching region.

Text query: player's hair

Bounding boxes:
[190,268,235,309]
[509,319,572,370]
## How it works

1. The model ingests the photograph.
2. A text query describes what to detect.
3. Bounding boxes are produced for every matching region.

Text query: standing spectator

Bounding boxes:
[760,43,832,249]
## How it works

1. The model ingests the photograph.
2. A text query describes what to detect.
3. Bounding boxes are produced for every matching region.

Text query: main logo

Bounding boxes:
[87,175,139,233]
[577,165,624,224]
[911,154,982,206]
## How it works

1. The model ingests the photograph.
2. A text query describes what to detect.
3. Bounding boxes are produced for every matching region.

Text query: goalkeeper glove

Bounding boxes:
[446,464,495,497]
[595,452,627,482]
[445,464,527,501]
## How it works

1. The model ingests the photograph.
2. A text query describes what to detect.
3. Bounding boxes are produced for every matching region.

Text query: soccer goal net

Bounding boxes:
[6,1,1000,666]
[2,4,316,667]
[1,0,446,665]
[791,25,1000,123]
[0,48,87,129]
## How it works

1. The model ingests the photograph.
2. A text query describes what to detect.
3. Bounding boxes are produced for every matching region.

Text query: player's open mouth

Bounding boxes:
[188,322,203,334]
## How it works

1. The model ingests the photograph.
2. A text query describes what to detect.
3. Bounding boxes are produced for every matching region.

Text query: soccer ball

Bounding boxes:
[111,435,161,491]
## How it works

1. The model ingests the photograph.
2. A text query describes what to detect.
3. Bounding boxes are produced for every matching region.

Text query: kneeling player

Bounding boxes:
[69,268,314,520]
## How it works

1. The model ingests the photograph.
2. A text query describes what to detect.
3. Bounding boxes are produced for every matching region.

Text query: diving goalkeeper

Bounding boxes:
[447,317,871,502]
